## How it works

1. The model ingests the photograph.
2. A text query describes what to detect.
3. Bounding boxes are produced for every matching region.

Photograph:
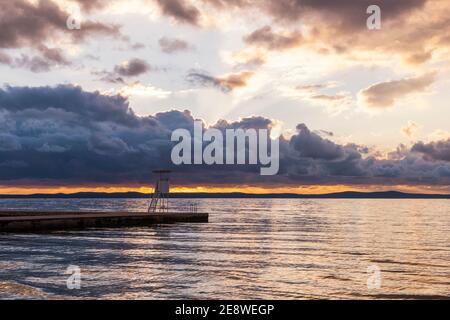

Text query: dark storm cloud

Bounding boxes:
[213,117,273,131]
[412,139,450,162]
[290,124,345,160]
[0,85,137,126]
[0,85,180,184]
[187,70,254,92]
[155,0,201,25]
[0,134,22,151]
[1,84,450,188]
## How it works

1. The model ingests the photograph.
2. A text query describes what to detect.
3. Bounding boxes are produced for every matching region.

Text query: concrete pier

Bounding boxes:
[0,211,208,233]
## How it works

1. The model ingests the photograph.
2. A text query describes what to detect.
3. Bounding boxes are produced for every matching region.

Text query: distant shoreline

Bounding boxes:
[0,191,449,199]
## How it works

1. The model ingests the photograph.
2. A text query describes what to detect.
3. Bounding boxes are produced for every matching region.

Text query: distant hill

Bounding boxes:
[0,191,449,199]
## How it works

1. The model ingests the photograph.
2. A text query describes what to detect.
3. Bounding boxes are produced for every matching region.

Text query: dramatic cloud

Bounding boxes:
[155,0,201,25]
[217,0,441,65]
[412,139,450,162]
[289,0,440,65]
[187,70,254,92]
[0,85,175,184]
[159,37,191,53]
[290,124,345,161]
[1,85,450,188]
[0,0,120,49]
[204,0,426,36]
[261,0,426,30]
[0,134,22,152]
[204,0,425,38]
[0,0,122,72]
[1,1,449,193]
[359,72,436,108]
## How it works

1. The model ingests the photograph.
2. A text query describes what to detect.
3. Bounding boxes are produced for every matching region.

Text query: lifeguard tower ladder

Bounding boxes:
[148,170,171,213]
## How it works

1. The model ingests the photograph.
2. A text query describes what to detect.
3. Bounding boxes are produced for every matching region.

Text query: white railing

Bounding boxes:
[178,203,198,214]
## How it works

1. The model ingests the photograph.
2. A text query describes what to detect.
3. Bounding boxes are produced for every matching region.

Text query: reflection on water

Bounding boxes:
[0,199,449,299]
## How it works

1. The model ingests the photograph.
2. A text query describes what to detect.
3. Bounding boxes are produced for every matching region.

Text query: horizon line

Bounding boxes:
[1,190,449,198]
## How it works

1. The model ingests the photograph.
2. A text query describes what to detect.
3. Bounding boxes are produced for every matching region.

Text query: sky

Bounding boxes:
[0,0,450,194]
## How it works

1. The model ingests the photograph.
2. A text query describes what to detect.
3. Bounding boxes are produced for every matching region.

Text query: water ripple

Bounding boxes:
[0,198,449,299]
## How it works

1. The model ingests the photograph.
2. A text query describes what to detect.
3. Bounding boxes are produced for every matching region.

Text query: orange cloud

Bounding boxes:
[187,70,254,92]
[358,72,436,108]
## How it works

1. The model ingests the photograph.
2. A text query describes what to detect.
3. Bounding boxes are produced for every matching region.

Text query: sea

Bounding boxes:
[0,198,449,299]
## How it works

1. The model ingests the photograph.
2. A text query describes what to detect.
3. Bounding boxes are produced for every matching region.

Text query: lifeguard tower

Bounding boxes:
[148,170,171,213]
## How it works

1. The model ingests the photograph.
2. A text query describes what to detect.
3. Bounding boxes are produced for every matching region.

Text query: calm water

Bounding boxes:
[0,198,449,299]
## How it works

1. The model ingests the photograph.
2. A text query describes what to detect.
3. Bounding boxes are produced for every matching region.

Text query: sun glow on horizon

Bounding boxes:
[0,184,447,195]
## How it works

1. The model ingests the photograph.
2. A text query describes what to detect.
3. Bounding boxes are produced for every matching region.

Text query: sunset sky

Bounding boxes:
[1,0,450,194]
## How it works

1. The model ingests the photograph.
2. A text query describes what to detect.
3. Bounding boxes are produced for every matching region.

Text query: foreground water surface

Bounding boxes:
[0,198,449,299]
